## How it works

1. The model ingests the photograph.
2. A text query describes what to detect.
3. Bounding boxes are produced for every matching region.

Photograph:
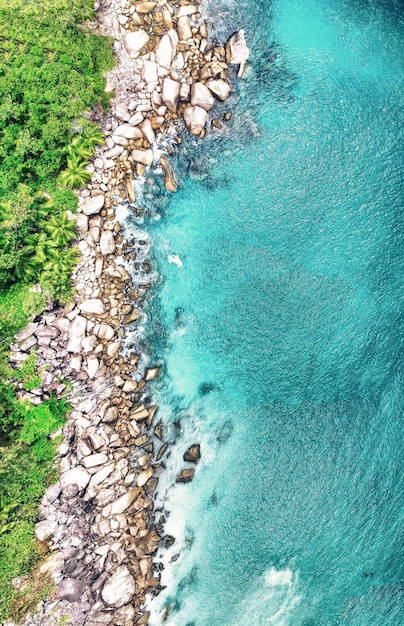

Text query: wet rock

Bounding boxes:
[145,366,160,381]
[153,420,164,441]
[122,308,140,324]
[226,29,250,64]
[82,195,105,216]
[207,78,231,101]
[57,577,85,603]
[176,468,195,483]
[101,565,136,608]
[183,444,201,463]
[100,231,116,256]
[160,156,177,191]
[183,106,208,135]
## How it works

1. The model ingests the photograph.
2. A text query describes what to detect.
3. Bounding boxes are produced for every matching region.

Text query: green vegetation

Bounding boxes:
[0,0,113,298]
[0,0,114,620]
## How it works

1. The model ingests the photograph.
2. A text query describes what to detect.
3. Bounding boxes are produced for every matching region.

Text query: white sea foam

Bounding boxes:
[168,254,183,267]
[228,567,301,626]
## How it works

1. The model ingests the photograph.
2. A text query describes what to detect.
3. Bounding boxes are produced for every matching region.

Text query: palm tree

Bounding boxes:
[59,155,91,189]
[82,123,105,148]
[44,213,76,247]
[68,136,94,161]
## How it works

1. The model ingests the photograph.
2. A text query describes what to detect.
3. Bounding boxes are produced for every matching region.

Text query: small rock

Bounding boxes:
[66,315,87,352]
[81,452,108,469]
[176,468,195,483]
[162,77,181,113]
[177,15,192,41]
[109,488,141,515]
[183,444,201,463]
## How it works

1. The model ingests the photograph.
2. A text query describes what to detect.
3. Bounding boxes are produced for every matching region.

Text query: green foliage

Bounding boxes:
[13,353,41,391]
[0,395,69,620]
[0,0,113,296]
[0,1,112,618]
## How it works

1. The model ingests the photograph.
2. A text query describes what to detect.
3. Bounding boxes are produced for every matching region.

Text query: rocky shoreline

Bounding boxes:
[5,1,248,624]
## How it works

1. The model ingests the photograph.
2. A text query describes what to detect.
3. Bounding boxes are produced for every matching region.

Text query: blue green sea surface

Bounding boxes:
[138,0,403,623]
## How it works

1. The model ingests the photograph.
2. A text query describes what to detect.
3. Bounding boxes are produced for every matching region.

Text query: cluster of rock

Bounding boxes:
[6,1,248,625]
[93,0,249,195]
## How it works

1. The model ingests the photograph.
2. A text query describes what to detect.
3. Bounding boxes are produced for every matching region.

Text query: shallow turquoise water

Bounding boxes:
[144,0,404,624]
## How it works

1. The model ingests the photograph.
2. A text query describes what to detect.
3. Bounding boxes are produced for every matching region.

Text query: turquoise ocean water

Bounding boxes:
[138,0,404,623]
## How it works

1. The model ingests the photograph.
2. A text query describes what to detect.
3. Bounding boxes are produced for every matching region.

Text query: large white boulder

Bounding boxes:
[66,315,87,352]
[131,148,153,166]
[162,77,181,112]
[78,299,105,315]
[183,106,208,135]
[60,466,91,492]
[155,29,178,69]
[191,82,214,111]
[100,231,116,256]
[125,30,149,56]
[112,124,142,140]
[177,16,192,41]
[226,29,249,64]
[101,566,136,608]
[143,60,158,91]
[206,78,231,101]
[81,195,104,216]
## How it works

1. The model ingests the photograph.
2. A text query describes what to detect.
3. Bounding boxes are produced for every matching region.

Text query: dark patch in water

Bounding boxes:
[208,491,220,507]
[216,420,234,444]
[178,565,198,592]
[198,381,220,395]
[252,43,298,103]
[174,307,185,327]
